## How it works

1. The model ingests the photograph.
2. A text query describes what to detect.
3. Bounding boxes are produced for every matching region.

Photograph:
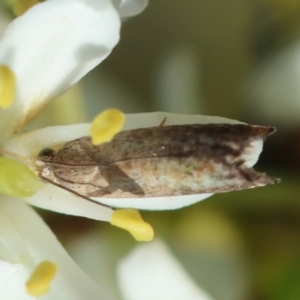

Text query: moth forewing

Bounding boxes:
[36,123,279,210]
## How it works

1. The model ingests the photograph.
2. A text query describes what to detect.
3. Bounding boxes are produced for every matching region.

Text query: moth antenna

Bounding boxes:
[159,117,167,127]
[37,159,103,167]
[39,174,112,209]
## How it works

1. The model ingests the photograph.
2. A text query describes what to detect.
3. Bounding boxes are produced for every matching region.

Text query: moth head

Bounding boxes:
[38,148,55,161]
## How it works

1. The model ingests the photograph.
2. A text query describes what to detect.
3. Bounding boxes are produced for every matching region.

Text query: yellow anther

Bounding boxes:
[26,261,58,296]
[0,157,42,198]
[110,209,154,242]
[90,109,125,145]
[0,65,15,109]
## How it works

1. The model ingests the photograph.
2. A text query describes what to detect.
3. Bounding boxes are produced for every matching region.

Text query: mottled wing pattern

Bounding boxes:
[38,124,279,198]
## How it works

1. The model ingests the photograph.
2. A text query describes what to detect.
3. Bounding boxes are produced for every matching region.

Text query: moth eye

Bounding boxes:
[38,148,55,157]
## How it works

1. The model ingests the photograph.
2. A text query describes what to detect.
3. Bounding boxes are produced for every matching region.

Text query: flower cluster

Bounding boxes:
[0,0,274,299]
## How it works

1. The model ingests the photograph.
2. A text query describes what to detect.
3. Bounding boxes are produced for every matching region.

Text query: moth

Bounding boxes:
[36,123,279,209]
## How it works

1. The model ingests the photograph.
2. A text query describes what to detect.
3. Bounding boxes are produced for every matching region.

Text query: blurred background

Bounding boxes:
[2,0,300,299]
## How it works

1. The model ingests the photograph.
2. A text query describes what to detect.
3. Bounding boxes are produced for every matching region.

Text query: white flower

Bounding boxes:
[0,0,148,298]
[0,0,122,143]
[0,196,113,300]
[0,0,274,297]
[0,0,153,225]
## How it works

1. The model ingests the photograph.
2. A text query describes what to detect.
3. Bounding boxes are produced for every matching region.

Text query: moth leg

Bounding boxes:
[39,175,112,208]
[159,117,167,127]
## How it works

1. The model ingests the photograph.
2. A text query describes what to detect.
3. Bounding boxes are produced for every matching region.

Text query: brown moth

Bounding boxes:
[36,123,279,205]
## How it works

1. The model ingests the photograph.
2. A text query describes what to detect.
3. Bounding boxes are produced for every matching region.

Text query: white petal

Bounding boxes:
[117,239,213,300]
[96,194,213,210]
[112,0,148,18]
[0,0,120,143]
[25,183,113,221]
[0,261,32,300]
[0,196,112,300]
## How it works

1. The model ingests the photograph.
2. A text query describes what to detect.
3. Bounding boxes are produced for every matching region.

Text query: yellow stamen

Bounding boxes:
[90,109,125,145]
[4,0,39,16]
[110,209,154,242]
[0,65,15,109]
[26,261,58,296]
[0,157,42,198]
